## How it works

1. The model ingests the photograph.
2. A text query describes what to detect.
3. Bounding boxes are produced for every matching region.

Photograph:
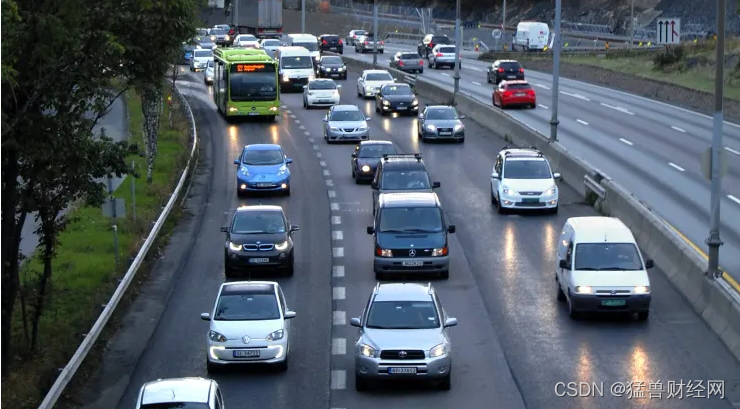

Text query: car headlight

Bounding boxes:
[431,246,448,256]
[308,74,315,80]
[277,165,287,175]
[359,343,376,357]
[575,286,593,294]
[361,165,371,172]
[412,99,418,105]
[329,126,339,131]
[282,75,290,82]
[210,36,215,40]
[266,329,284,341]
[634,285,650,294]
[383,100,390,106]
[376,248,392,257]
[338,66,345,71]
[275,240,289,251]
[544,186,557,196]
[502,187,518,195]
[240,166,249,175]
[426,124,436,131]
[358,123,368,130]
[224,35,230,40]
[229,242,242,251]
[209,330,226,342]
[429,343,447,358]
[454,124,464,132]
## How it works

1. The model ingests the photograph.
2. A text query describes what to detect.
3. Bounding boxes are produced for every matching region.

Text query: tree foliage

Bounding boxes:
[0,0,198,376]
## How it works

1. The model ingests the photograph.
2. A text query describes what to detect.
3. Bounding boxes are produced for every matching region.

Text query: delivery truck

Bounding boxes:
[229,0,284,38]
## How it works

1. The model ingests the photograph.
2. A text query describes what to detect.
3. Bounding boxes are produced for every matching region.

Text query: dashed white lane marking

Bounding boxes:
[725,147,740,155]
[326,179,334,186]
[281,105,287,109]
[728,195,740,205]
[619,138,634,146]
[332,247,344,257]
[319,160,327,167]
[331,215,341,224]
[669,162,685,172]
[332,287,346,299]
[299,125,305,130]
[471,81,482,86]
[333,310,346,325]
[332,230,343,240]
[330,202,340,211]
[561,91,591,101]
[304,131,310,136]
[323,169,331,176]
[331,370,347,389]
[332,265,345,277]
[308,137,315,143]
[294,119,301,124]
[600,102,634,115]
[332,338,347,355]
[316,152,322,158]
[466,66,482,71]
[671,126,686,133]
[538,104,549,109]
[534,83,550,90]
[289,114,296,119]
[313,145,319,151]
[441,73,450,77]
[285,110,291,114]
[328,190,336,198]
[576,119,589,126]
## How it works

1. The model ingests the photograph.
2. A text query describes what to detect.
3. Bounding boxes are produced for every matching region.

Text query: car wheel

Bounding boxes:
[556,279,566,301]
[379,50,384,54]
[419,69,424,74]
[275,356,289,371]
[496,195,506,214]
[550,205,558,214]
[428,59,432,68]
[375,104,380,113]
[355,373,370,391]
[490,186,496,205]
[637,311,649,321]
[357,88,362,97]
[486,75,491,83]
[457,137,465,144]
[438,371,451,390]
[303,98,307,108]
[531,103,537,109]
[285,254,295,276]
[567,291,579,319]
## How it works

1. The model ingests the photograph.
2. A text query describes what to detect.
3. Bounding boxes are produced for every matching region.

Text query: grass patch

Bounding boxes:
[480,39,740,101]
[2,87,192,409]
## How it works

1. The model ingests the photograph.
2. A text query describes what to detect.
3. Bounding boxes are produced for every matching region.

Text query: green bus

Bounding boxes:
[213,48,280,119]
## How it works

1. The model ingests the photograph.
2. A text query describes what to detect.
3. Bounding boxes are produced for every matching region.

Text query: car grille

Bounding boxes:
[595,290,631,295]
[380,349,426,360]
[292,78,309,85]
[341,128,359,132]
[519,191,542,196]
[437,128,453,133]
[242,244,275,251]
[390,248,434,258]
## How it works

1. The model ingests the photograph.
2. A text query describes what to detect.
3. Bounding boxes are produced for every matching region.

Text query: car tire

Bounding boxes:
[428,59,432,68]
[457,137,465,143]
[275,356,289,371]
[556,279,566,301]
[438,371,451,390]
[357,88,362,98]
[419,69,424,74]
[531,104,537,109]
[550,205,558,214]
[637,311,649,321]
[496,196,506,214]
[379,50,384,54]
[355,373,370,391]
[284,186,291,196]
[224,263,235,279]
[567,291,579,319]
[355,173,362,184]
[490,187,496,205]
[375,104,380,113]
[303,98,307,108]
[440,270,449,279]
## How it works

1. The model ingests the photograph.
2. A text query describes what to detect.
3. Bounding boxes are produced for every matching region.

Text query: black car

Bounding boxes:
[487,60,524,84]
[389,52,424,73]
[210,28,230,46]
[319,34,344,54]
[371,153,440,214]
[351,141,397,183]
[221,205,299,277]
[375,83,418,116]
[418,34,452,58]
[315,56,347,79]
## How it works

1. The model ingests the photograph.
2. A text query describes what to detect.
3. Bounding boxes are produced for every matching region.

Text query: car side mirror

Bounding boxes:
[447,225,456,233]
[553,172,562,180]
[459,115,466,119]
[491,172,500,179]
[559,259,570,269]
[365,116,371,121]
[645,259,654,269]
[220,226,228,232]
[337,85,342,88]
[290,225,300,232]
[366,226,375,235]
[350,317,362,327]
[371,182,378,189]
[284,310,296,319]
[286,158,293,164]
[322,117,328,122]
[200,313,211,321]
[418,113,423,119]
[432,181,441,189]
[234,159,240,165]
[444,317,458,327]
[351,153,357,158]
[303,85,308,89]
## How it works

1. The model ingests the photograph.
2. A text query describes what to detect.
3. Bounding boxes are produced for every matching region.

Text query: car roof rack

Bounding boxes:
[502,145,542,157]
[382,153,422,161]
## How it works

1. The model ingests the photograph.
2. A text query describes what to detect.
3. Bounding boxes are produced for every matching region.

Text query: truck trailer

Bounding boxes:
[229,0,283,38]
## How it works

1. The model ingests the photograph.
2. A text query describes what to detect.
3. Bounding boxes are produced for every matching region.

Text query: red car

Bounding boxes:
[492,80,537,109]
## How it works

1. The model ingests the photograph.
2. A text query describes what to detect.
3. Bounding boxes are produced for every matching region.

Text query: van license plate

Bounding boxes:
[439,132,452,136]
[601,299,626,307]
[396,107,407,110]
[389,367,417,374]
[402,261,423,267]
[233,350,260,358]
[522,198,539,203]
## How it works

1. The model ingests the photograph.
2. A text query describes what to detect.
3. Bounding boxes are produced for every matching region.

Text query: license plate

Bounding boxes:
[249,258,270,264]
[331,74,339,77]
[402,261,424,267]
[389,367,417,374]
[330,47,337,50]
[256,183,272,187]
[601,299,626,307]
[515,92,525,96]
[233,349,260,358]
[319,100,332,103]
[507,75,516,79]
[522,198,539,203]
[248,112,259,116]
[397,107,407,110]
[439,132,452,136]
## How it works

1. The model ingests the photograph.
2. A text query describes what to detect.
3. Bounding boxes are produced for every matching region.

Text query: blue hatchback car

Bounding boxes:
[234,144,293,196]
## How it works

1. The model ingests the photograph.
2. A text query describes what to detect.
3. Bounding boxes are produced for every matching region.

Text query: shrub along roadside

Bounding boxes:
[1,88,192,409]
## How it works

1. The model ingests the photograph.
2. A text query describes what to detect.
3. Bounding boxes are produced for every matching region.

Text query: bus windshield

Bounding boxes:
[230,71,278,102]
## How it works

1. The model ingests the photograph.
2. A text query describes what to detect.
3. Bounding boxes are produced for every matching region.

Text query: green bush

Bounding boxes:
[653,45,685,69]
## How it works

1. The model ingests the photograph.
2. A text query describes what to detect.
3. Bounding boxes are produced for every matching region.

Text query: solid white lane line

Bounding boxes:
[538,104,549,109]
[331,370,347,389]
[330,203,339,211]
[600,102,634,115]
[326,179,334,186]
[332,266,345,277]
[332,287,345,299]
[668,162,685,172]
[561,91,591,101]
[619,138,634,146]
[332,338,347,355]
[332,230,343,240]
[728,195,740,205]
[725,147,740,155]
[441,73,450,77]
[671,126,686,133]
[323,169,331,176]
[332,310,346,324]
[472,81,482,85]
[328,190,336,198]
[331,215,341,224]
[576,119,589,126]
[534,83,550,90]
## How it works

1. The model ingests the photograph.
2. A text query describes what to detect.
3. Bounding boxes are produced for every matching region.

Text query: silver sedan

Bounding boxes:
[323,105,371,144]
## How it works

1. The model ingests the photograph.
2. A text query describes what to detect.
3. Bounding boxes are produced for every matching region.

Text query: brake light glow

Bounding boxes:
[322,39,328,44]
[498,68,504,73]
[353,35,357,38]
[419,60,423,65]
[520,68,524,73]
[503,91,513,97]
[436,53,443,57]
[429,43,434,48]
[364,41,368,45]
[228,29,234,35]
[399,61,404,66]
[338,39,343,44]
[380,41,384,45]
[528,90,535,96]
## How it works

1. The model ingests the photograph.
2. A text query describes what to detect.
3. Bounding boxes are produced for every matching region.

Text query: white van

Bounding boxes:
[287,34,320,62]
[276,46,315,92]
[555,216,653,320]
[514,22,549,51]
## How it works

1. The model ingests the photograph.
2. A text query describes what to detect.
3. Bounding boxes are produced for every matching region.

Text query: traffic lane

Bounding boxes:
[116,79,332,408]
[280,93,529,408]
[326,81,740,408]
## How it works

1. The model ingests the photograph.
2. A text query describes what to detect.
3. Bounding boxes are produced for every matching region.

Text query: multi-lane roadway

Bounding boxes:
[347,44,740,284]
[111,68,740,409]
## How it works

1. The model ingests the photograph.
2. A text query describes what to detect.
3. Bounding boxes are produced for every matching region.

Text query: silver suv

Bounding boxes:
[350,282,458,391]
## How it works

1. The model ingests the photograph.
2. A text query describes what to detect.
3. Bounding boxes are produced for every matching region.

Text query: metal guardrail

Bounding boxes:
[37,81,199,409]
[403,74,417,87]
[584,174,606,199]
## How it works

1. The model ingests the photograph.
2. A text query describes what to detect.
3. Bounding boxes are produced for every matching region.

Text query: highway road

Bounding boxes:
[345,43,740,284]
[112,67,740,408]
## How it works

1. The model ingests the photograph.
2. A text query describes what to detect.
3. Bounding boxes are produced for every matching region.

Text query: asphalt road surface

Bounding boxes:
[345,43,740,284]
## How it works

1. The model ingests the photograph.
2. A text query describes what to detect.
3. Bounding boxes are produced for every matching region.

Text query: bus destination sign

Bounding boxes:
[232,63,273,73]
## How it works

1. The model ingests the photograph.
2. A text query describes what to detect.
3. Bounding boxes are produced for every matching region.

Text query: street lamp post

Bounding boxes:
[549,0,562,141]
[373,0,378,67]
[452,0,461,103]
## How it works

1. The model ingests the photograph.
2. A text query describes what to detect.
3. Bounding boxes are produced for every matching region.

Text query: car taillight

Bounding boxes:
[353,35,357,38]
[380,41,384,45]
[504,91,513,97]
[419,60,423,65]
[498,68,504,73]
[528,90,535,96]
[322,39,327,44]
[339,39,343,44]
[364,41,368,45]
[520,68,525,73]
[436,53,443,57]
[399,61,404,66]
[228,29,234,35]
[429,43,434,48]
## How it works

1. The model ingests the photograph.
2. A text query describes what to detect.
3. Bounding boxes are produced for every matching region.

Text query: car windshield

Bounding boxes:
[425,108,458,120]
[431,36,450,44]
[262,40,280,47]
[503,159,551,179]
[193,50,212,58]
[574,243,644,271]
[183,45,195,52]
[358,144,397,158]
[141,403,210,409]
[214,293,280,321]
[378,207,443,233]
[242,149,284,165]
[400,53,419,59]
[381,170,431,190]
[438,47,456,53]
[231,210,286,234]
[365,73,393,81]
[196,28,209,35]
[295,42,318,51]
[211,28,227,35]
[230,72,277,102]
[506,83,531,90]
[321,56,343,64]
[354,30,366,36]
[238,35,257,41]
[281,56,313,69]
[309,81,337,90]
[366,301,440,329]
[382,85,412,95]
[330,110,364,121]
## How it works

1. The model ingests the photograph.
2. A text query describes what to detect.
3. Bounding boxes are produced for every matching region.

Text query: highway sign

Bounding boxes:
[102,198,126,218]
[701,147,728,180]
[492,29,502,39]
[656,18,680,45]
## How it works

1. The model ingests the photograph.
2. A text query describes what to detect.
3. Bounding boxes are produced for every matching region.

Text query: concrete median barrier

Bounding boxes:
[333,51,740,363]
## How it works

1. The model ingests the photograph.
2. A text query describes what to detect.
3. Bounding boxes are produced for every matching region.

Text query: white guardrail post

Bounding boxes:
[37,81,198,409]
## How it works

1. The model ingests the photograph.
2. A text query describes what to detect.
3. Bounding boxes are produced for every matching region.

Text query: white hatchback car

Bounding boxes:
[490,146,561,213]
[234,34,260,48]
[202,281,295,372]
[135,377,224,409]
[303,78,341,108]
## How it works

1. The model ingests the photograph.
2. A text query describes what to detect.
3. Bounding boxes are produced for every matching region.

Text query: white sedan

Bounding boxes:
[201,281,296,372]
[303,78,341,109]
[234,34,260,48]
